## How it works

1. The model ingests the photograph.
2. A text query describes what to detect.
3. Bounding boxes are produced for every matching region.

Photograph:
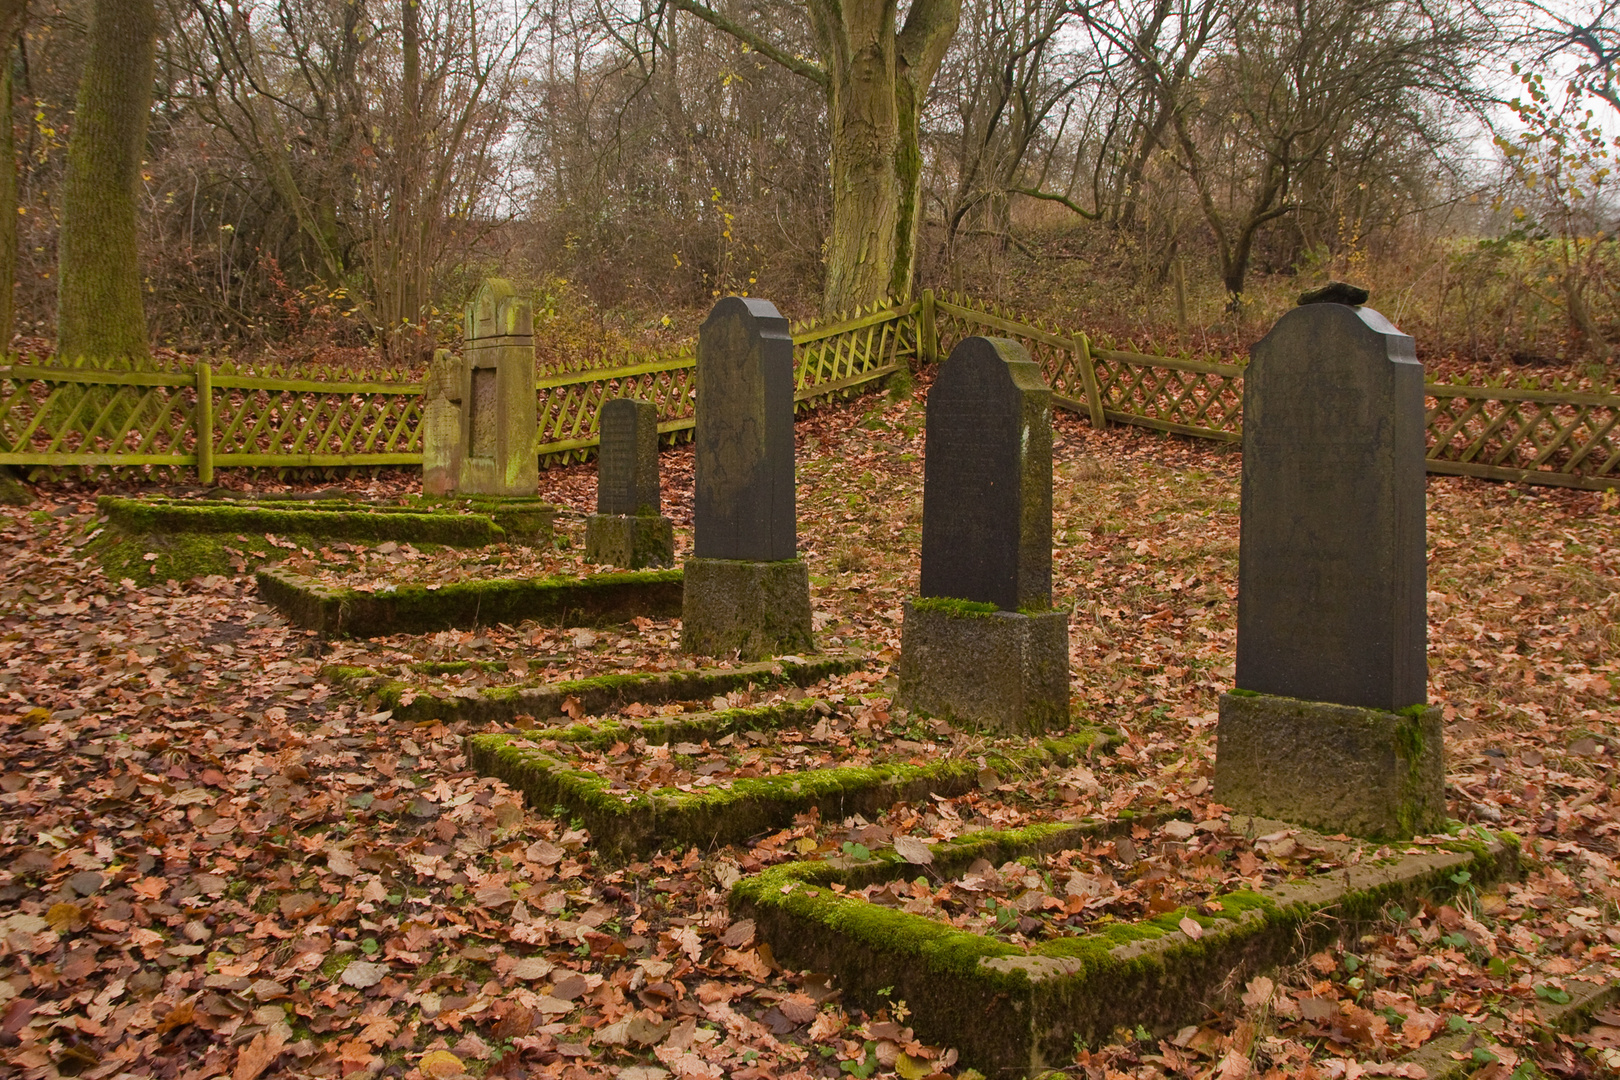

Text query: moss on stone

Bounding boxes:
[465,722,1106,859]
[910,596,1000,617]
[259,566,684,636]
[730,823,1520,1077]
[322,652,866,724]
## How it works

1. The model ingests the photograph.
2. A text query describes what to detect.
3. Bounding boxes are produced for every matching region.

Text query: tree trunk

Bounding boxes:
[0,0,24,353]
[57,0,155,364]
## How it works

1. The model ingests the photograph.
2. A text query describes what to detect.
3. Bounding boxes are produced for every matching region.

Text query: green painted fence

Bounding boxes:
[1,290,1615,492]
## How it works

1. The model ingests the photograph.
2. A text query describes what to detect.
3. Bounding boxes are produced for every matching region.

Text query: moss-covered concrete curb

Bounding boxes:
[257,566,683,636]
[730,824,1520,1076]
[466,720,1108,860]
[325,652,866,724]
[91,495,555,581]
[1398,959,1617,1080]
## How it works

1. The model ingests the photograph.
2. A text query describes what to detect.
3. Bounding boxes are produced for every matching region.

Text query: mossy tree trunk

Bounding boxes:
[673,0,960,315]
[0,0,24,353]
[56,0,156,365]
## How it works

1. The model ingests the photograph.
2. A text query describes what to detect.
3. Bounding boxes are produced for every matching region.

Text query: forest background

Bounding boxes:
[6,0,1620,375]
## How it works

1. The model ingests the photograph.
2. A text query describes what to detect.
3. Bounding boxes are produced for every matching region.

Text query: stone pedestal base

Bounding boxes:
[475,499,555,545]
[896,601,1069,734]
[680,558,813,660]
[1215,692,1445,839]
[585,513,674,569]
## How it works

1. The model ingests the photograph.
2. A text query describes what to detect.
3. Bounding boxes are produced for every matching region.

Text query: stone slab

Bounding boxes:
[597,398,661,515]
[920,336,1053,611]
[895,601,1069,734]
[1237,300,1427,710]
[585,513,674,569]
[255,566,682,637]
[693,297,796,561]
[1214,691,1445,839]
[422,349,464,496]
[679,556,812,661]
[732,821,1518,1077]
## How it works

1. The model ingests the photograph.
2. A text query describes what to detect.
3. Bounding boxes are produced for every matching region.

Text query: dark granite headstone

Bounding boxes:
[597,399,660,516]
[919,336,1053,611]
[1236,300,1427,711]
[693,297,795,561]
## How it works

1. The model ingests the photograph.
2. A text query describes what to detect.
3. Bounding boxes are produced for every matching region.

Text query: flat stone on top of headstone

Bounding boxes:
[693,296,795,562]
[1297,280,1370,307]
[1235,297,1426,711]
[919,336,1053,611]
[597,398,661,516]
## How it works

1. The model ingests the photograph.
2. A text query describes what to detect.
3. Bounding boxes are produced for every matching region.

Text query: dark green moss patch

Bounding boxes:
[326,652,866,724]
[730,825,1519,1076]
[465,722,1106,860]
[92,495,556,581]
[910,596,1000,617]
[257,566,683,636]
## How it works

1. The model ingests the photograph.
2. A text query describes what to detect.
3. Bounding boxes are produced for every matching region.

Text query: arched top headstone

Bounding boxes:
[1236,296,1426,710]
[693,294,795,561]
[465,278,533,341]
[920,336,1053,611]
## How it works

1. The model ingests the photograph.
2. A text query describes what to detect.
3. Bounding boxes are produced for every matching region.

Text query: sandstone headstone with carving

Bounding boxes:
[421,349,464,497]
[1215,289,1444,838]
[680,297,812,660]
[586,398,674,569]
[897,336,1067,733]
[458,279,539,497]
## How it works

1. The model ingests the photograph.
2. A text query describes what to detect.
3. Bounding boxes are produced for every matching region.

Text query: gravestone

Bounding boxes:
[680,297,812,659]
[1215,284,1444,838]
[692,297,797,560]
[421,349,464,496]
[458,279,539,497]
[585,399,674,568]
[897,336,1068,733]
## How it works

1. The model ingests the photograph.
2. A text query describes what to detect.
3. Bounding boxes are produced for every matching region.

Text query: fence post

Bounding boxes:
[919,288,938,366]
[196,361,214,485]
[1075,334,1106,429]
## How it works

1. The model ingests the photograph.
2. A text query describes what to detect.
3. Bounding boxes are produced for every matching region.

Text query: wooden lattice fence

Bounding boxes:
[1,291,1615,490]
[0,298,918,479]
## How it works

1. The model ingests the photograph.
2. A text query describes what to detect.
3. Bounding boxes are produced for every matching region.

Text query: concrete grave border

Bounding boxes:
[467,717,1108,859]
[729,820,1520,1077]
[92,494,555,580]
[256,566,683,636]
[324,652,867,725]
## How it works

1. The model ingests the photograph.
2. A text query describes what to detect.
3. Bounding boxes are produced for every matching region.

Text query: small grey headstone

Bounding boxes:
[919,336,1053,611]
[1236,297,1427,710]
[597,399,661,515]
[693,297,796,561]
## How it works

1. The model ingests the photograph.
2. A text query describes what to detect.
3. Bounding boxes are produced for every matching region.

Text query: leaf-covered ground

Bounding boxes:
[0,383,1617,1080]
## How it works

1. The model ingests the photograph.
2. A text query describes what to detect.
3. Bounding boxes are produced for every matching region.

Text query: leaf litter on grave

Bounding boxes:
[0,384,1614,1080]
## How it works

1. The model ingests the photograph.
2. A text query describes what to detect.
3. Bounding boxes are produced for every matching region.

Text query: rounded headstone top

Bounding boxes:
[703,295,788,335]
[465,278,533,340]
[1297,281,1370,307]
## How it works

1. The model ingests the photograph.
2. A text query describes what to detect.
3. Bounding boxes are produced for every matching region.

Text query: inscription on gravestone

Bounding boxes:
[694,297,795,561]
[598,399,661,516]
[469,368,498,460]
[1236,298,1427,711]
[920,337,1053,611]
